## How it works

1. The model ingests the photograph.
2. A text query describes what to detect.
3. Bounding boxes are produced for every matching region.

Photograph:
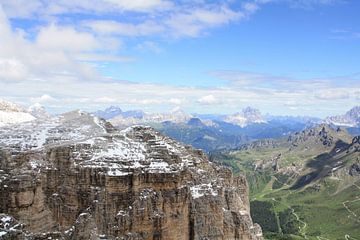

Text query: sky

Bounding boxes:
[0,0,359,117]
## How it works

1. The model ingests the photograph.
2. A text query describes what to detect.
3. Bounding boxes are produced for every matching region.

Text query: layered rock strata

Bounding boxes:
[0,112,262,239]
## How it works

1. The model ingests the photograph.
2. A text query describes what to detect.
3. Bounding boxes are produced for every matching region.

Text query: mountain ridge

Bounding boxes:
[0,109,263,239]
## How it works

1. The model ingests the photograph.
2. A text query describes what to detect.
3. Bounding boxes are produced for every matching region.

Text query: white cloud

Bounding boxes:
[0,0,355,117]
[0,5,123,84]
[83,20,164,37]
[0,0,172,18]
[36,25,102,52]
[102,0,172,12]
[166,5,244,37]
[30,94,58,103]
[0,58,28,80]
[197,95,220,105]
[315,89,350,100]
[169,98,184,105]
[94,97,117,103]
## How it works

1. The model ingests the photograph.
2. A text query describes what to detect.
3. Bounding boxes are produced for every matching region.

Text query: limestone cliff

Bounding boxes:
[0,111,262,240]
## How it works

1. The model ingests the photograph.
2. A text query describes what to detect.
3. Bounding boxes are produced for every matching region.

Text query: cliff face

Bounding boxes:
[0,112,262,240]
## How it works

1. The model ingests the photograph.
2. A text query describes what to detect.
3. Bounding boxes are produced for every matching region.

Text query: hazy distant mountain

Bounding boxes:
[28,103,51,119]
[93,105,323,152]
[223,107,266,127]
[325,106,360,127]
[0,99,36,126]
[94,106,123,119]
[157,118,249,152]
[107,107,192,128]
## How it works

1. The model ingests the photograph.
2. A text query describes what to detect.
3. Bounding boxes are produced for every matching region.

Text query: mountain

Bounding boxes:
[28,103,51,119]
[0,99,36,126]
[101,106,269,129]
[94,105,123,119]
[211,124,360,239]
[108,107,193,128]
[223,107,266,127]
[156,119,250,152]
[104,106,318,152]
[0,111,263,239]
[326,106,360,127]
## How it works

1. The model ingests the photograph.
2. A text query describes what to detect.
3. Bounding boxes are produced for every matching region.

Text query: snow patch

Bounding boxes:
[190,183,218,199]
[0,110,35,126]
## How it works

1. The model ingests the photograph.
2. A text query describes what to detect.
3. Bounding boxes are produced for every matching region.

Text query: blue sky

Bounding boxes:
[0,0,359,117]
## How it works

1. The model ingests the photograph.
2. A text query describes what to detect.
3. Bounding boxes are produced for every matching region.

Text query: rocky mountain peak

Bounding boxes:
[287,124,352,148]
[187,117,205,127]
[0,115,263,239]
[347,106,360,119]
[94,106,123,119]
[28,103,51,119]
[224,107,266,127]
[325,106,360,127]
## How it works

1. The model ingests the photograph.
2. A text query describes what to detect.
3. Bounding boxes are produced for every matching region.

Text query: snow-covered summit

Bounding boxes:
[0,109,203,176]
[0,110,112,153]
[0,99,36,127]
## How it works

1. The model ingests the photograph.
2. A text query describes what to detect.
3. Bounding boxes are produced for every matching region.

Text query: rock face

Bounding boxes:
[0,112,262,239]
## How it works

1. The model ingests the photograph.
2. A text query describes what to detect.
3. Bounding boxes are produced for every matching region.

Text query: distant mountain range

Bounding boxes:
[2,99,360,152]
[92,105,322,151]
[95,105,321,128]
[325,106,360,127]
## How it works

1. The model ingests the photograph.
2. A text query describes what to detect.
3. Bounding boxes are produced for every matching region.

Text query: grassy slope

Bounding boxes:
[212,128,360,240]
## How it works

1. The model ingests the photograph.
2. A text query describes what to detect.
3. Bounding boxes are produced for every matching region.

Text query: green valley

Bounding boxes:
[212,125,360,239]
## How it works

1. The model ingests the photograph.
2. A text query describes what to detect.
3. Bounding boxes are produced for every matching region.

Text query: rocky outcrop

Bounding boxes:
[0,113,262,239]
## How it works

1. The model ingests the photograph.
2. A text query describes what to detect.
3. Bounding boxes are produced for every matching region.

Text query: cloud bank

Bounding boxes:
[0,0,357,117]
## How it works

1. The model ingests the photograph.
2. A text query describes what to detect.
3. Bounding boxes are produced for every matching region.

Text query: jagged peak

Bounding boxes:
[325,106,360,127]
[288,123,352,147]
[224,106,266,127]
[105,105,122,112]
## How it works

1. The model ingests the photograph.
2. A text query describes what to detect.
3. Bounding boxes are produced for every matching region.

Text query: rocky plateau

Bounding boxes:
[0,110,262,240]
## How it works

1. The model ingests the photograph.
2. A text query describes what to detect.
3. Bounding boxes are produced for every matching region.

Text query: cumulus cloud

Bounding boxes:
[30,94,58,104]
[169,98,185,105]
[0,0,263,39]
[165,5,244,38]
[94,97,117,103]
[197,95,220,105]
[0,59,28,80]
[315,89,350,100]
[0,0,356,117]
[36,25,103,52]
[0,0,172,18]
[83,20,164,37]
